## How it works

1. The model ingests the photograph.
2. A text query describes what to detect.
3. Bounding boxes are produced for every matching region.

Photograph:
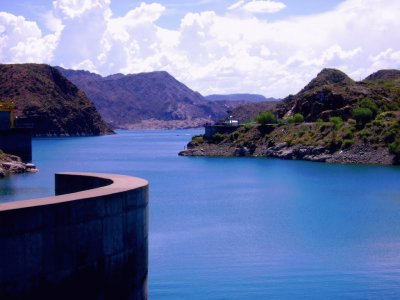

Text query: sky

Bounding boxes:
[0,0,399,98]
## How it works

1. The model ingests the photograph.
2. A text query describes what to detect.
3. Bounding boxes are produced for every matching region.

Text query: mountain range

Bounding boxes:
[57,67,228,129]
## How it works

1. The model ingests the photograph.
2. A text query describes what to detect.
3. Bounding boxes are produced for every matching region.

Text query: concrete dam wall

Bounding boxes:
[0,172,148,300]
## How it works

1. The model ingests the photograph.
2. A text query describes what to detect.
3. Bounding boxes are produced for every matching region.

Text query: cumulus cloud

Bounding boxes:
[0,12,58,63]
[228,0,286,14]
[1,0,400,97]
[53,0,111,19]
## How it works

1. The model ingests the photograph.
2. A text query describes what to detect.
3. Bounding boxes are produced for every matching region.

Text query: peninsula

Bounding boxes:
[180,69,400,165]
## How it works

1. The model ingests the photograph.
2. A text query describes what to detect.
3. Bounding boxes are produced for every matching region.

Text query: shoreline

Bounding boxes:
[0,154,38,178]
[179,124,399,166]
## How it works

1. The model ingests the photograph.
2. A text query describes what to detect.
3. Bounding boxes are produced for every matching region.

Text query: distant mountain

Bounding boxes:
[205,93,277,102]
[0,64,112,136]
[57,68,226,129]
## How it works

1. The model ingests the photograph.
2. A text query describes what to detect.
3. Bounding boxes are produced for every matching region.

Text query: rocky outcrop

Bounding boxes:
[0,64,113,136]
[179,130,397,165]
[277,68,400,122]
[179,68,400,165]
[0,153,37,178]
[364,69,400,81]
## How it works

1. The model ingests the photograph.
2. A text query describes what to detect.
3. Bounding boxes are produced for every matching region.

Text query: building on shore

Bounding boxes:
[204,108,240,139]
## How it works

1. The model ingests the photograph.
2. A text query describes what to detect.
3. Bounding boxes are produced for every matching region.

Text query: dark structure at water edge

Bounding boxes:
[0,172,149,300]
[0,102,32,161]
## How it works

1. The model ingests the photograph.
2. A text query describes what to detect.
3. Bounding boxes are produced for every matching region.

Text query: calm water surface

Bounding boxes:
[1,130,400,299]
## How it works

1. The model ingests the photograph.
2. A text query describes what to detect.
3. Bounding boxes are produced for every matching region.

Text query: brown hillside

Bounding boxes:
[0,64,113,136]
[57,68,227,129]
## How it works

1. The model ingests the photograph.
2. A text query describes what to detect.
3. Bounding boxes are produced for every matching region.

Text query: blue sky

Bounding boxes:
[0,0,342,30]
[0,0,399,97]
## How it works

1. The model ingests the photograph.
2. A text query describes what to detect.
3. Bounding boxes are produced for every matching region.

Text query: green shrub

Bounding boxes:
[389,139,400,156]
[231,131,240,140]
[352,107,373,125]
[343,130,354,139]
[358,129,371,141]
[243,123,252,131]
[316,118,323,124]
[288,113,304,124]
[293,113,304,123]
[256,111,275,125]
[348,119,357,126]
[342,139,354,149]
[384,128,398,143]
[360,98,378,115]
[377,111,396,120]
[329,116,343,129]
[212,133,226,142]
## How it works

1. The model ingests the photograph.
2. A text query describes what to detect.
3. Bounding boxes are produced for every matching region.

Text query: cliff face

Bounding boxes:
[57,68,227,129]
[180,68,400,165]
[0,64,113,136]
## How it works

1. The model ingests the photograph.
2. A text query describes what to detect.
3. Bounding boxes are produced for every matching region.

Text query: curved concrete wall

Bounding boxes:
[0,172,148,300]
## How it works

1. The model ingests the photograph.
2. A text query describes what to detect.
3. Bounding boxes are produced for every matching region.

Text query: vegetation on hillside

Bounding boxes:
[183,68,400,165]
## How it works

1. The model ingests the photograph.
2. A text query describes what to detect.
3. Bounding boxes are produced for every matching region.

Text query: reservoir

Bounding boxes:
[1,130,400,299]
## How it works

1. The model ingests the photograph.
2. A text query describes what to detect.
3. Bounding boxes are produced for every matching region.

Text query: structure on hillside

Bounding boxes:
[205,107,240,139]
[0,101,32,161]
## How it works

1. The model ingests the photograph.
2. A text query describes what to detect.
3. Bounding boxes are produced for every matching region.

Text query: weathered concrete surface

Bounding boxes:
[0,172,148,300]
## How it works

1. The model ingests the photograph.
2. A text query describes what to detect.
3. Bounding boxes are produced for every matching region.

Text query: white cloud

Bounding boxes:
[1,0,400,97]
[228,1,246,11]
[242,0,286,14]
[53,0,111,19]
[44,11,64,34]
[0,12,58,63]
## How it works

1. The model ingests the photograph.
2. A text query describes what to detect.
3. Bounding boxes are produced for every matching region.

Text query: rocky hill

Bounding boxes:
[277,68,400,121]
[231,101,280,123]
[57,68,227,129]
[180,68,400,165]
[0,64,113,136]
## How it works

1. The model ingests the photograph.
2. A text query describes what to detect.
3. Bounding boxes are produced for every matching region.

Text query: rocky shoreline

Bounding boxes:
[179,120,399,165]
[179,140,395,165]
[0,154,38,178]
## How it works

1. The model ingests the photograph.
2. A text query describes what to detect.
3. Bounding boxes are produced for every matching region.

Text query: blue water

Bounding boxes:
[1,130,400,299]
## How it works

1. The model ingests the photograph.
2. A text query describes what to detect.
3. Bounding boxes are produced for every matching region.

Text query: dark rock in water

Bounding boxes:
[234,146,251,157]
[0,153,35,177]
